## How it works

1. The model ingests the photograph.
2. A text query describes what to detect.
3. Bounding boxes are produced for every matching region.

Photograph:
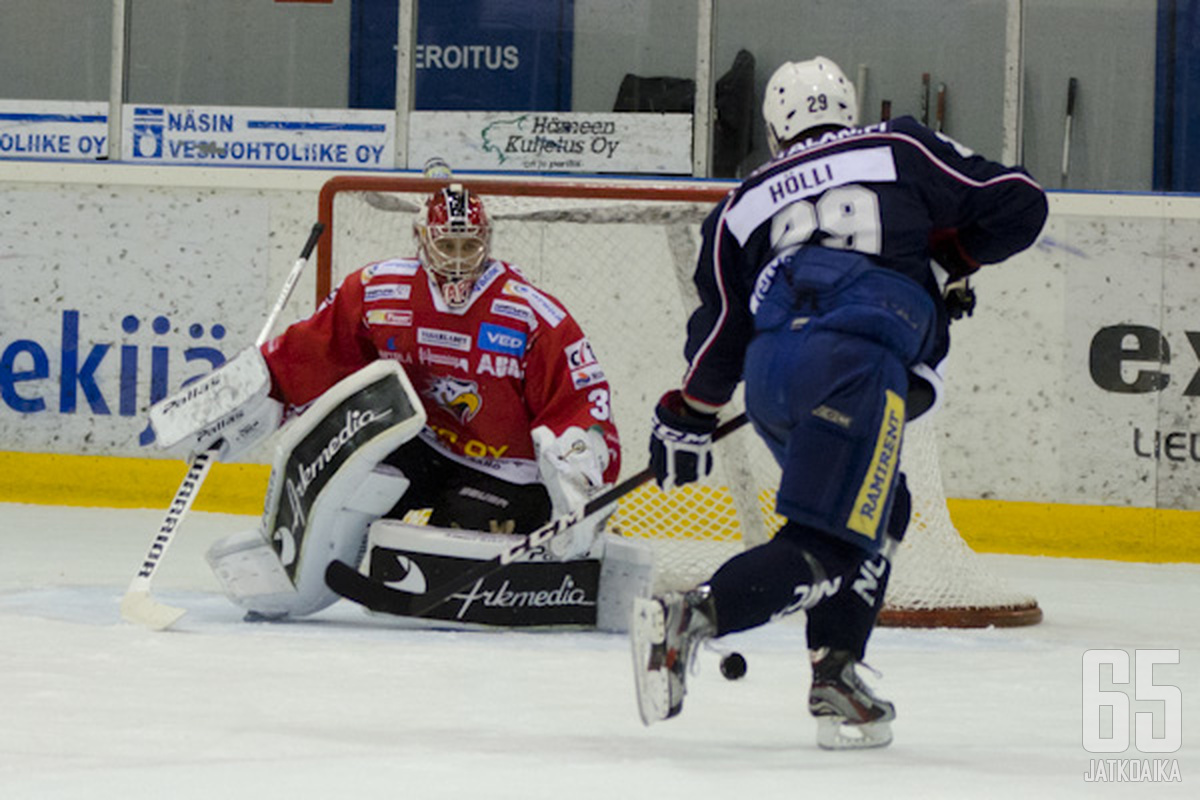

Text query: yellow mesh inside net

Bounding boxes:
[610,483,744,542]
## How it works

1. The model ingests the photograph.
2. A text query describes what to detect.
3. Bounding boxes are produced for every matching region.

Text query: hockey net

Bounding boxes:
[316,175,1041,628]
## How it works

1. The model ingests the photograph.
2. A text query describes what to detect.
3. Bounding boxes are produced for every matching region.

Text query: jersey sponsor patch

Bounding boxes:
[477,322,527,357]
[490,298,537,328]
[846,389,905,540]
[363,259,420,281]
[366,309,414,327]
[379,348,414,365]
[419,347,469,372]
[571,364,606,390]
[476,352,524,379]
[502,280,565,327]
[364,284,412,302]
[565,336,597,370]
[417,327,472,351]
[473,261,504,293]
[725,146,898,244]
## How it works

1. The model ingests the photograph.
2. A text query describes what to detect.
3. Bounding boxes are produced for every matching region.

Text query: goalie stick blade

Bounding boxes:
[325,559,418,615]
[120,589,187,631]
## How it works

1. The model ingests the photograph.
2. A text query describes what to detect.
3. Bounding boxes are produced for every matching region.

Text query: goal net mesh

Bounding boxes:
[317,176,1041,628]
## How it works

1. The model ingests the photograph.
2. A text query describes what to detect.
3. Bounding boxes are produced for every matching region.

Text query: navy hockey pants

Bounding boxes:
[745,325,908,553]
[743,247,934,554]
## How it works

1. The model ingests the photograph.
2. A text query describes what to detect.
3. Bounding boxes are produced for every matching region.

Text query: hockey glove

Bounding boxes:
[149,347,282,462]
[650,390,718,490]
[186,393,283,462]
[532,425,611,560]
[944,278,977,320]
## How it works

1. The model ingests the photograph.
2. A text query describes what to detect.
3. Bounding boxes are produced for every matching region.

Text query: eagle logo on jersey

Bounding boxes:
[427,376,482,423]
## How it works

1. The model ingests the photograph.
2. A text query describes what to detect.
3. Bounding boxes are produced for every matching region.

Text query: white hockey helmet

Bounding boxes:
[762,57,858,156]
[415,183,491,307]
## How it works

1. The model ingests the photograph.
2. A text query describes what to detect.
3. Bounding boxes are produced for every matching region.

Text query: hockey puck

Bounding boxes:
[720,651,747,681]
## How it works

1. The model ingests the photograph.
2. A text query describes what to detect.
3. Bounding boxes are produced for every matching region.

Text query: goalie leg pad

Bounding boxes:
[352,519,602,628]
[219,361,425,619]
[273,463,413,618]
[208,465,412,619]
[207,528,296,617]
[596,533,654,633]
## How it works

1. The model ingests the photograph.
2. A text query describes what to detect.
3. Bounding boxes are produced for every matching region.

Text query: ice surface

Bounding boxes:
[1,501,1196,799]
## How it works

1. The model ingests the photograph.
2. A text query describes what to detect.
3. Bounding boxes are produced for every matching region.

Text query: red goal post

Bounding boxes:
[315,174,1042,628]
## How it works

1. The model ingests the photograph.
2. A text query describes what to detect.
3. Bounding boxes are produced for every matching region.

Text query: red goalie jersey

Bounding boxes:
[261,257,621,486]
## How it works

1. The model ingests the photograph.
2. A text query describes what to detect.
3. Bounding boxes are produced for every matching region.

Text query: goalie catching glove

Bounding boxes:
[532,424,611,560]
[148,347,282,461]
[650,390,718,490]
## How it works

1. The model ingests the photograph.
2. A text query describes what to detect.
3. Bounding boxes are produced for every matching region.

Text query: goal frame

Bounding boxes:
[315,173,1042,629]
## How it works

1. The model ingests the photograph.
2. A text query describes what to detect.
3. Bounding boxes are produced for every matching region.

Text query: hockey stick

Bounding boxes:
[920,72,931,126]
[1061,77,1078,188]
[855,63,868,124]
[935,83,947,133]
[325,413,752,617]
[120,221,326,630]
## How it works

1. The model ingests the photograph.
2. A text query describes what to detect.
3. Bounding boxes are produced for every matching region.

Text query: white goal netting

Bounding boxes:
[316,175,1041,628]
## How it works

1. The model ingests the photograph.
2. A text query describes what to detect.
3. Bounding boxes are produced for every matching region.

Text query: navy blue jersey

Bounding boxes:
[681,116,1048,408]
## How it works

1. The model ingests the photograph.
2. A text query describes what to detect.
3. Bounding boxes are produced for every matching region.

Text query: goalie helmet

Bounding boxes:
[762,57,858,156]
[415,183,491,307]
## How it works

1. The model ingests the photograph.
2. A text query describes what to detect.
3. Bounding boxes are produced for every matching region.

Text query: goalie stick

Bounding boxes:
[325,413,752,618]
[120,221,326,631]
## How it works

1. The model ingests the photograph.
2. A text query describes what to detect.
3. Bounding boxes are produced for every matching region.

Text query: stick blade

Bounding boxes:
[121,589,187,631]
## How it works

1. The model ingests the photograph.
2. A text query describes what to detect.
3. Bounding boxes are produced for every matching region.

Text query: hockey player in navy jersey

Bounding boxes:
[631,56,1048,747]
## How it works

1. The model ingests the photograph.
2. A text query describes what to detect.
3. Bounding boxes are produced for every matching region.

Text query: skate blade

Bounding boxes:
[630,597,670,726]
[816,717,893,750]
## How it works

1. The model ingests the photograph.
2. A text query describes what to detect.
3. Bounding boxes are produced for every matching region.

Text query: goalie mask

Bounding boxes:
[415,183,492,307]
[762,57,858,156]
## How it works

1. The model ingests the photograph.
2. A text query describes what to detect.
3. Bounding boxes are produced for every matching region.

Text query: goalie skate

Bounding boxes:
[630,589,716,725]
[809,648,896,750]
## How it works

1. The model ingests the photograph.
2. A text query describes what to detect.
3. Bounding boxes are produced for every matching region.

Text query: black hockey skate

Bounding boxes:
[809,648,896,749]
[630,587,717,725]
